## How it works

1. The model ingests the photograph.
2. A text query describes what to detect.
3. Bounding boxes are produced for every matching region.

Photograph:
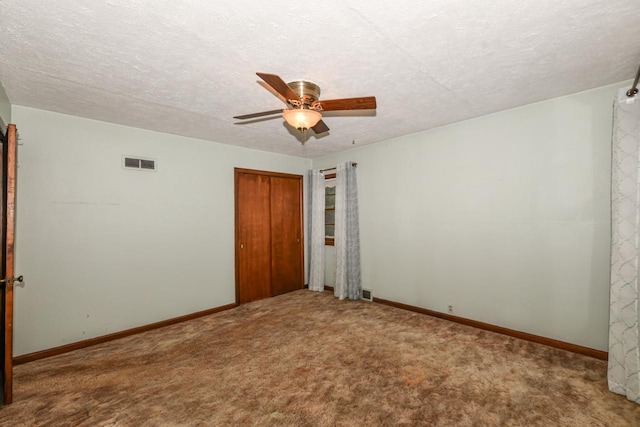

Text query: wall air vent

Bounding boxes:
[362,289,373,302]
[123,156,156,171]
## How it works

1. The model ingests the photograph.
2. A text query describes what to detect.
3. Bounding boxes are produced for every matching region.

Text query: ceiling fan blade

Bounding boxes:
[311,120,330,134]
[233,109,283,120]
[256,72,301,104]
[317,96,377,111]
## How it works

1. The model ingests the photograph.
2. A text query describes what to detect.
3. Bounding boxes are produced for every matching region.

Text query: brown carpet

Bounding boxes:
[1,290,639,426]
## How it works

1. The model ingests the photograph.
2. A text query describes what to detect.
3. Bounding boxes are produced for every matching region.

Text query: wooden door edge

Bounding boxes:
[3,124,17,404]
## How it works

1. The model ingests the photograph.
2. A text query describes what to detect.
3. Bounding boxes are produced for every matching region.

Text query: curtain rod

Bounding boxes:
[320,163,358,173]
[627,63,640,97]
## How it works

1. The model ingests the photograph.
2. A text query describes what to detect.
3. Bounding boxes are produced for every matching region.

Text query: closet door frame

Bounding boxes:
[234,168,304,304]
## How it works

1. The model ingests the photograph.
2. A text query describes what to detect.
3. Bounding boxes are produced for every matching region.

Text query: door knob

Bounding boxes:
[0,275,23,284]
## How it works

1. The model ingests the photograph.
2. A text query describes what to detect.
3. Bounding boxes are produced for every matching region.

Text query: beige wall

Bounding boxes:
[11,80,625,355]
[12,106,311,356]
[0,80,11,127]
[315,82,626,351]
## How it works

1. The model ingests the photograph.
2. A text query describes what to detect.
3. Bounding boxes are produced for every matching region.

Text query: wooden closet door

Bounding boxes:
[235,172,272,303]
[270,176,303,296]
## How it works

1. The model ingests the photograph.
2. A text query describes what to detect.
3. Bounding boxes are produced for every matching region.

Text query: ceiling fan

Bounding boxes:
[234,72,377,135]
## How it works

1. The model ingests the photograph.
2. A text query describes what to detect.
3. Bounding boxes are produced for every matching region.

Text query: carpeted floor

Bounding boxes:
[1,290,639,426]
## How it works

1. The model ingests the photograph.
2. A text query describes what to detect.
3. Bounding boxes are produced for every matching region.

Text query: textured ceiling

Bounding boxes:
[0,1,639,158]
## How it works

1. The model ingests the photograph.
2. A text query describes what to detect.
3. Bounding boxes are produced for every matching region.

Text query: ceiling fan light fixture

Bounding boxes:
[282,108,322,131]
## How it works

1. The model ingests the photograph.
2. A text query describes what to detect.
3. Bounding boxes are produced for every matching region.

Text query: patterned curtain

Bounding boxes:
[334,162,362,300]
[609,87,640,403]
[308,169,325,292]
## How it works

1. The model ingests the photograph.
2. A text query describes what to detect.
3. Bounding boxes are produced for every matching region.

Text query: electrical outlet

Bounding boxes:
[448,304,453,314]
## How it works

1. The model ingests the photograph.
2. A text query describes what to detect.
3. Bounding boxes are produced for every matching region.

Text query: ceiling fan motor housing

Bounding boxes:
[287,80,321,109]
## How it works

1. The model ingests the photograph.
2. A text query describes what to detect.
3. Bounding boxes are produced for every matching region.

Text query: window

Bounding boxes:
[325,173,336,245]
